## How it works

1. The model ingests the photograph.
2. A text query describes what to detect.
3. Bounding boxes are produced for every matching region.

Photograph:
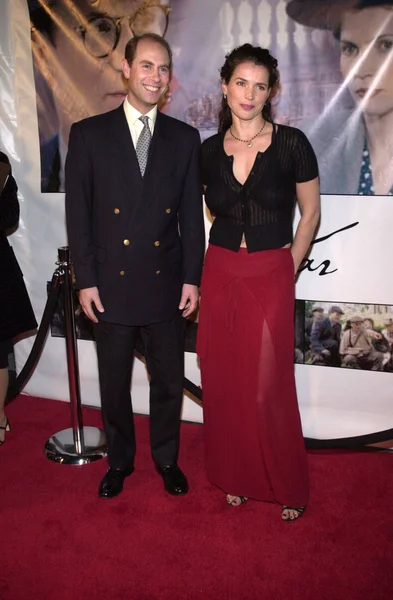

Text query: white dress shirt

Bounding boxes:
[123,97,158,148]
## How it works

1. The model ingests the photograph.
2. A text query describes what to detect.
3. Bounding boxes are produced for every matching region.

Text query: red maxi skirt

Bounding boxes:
[197,244,309,507]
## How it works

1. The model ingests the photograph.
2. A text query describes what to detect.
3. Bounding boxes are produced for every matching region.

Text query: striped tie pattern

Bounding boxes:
[136,115,152,176]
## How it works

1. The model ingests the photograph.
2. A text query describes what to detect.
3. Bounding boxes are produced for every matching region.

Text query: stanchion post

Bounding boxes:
[60,246,84,453]
[44,246,107,465]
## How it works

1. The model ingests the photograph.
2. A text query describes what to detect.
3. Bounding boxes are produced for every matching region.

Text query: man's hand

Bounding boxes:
[369,331,382,340]
[79,287,104,323]
[179,284,199,318]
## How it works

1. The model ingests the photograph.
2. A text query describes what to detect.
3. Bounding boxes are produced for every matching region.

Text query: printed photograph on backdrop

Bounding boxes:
[27,0,171,192]
[287,0,393,196]
[28,0,393,196]
[304,300,393,372]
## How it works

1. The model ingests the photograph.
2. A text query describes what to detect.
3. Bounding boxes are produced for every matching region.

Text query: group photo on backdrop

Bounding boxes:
[1,2,393,597]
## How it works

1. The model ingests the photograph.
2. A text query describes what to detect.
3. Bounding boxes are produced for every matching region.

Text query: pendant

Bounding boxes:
[247,141,253,148]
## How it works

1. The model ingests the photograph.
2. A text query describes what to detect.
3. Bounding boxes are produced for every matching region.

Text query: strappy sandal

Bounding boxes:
[226,494,248,507]
[0,418,11,447]
[281,505,306,522]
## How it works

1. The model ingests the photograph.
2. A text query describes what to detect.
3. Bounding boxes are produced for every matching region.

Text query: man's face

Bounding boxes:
[122,38,170,112]
[34,0,170,141]
[329,311,342,324]
[351,321,363,333]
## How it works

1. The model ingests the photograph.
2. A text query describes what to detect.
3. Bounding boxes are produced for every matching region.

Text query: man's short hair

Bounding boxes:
[125,33,173,70]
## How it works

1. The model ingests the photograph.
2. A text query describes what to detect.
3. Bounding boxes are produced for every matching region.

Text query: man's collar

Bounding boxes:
[123,97,158,126]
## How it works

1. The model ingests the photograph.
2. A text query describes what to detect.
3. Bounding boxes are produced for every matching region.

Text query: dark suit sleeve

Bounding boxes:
[178,129,205,286]
[0,152,19,232]
[65,124,97,289]
[310,319,325,353]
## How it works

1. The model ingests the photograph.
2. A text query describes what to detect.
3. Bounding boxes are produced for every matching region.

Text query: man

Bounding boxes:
[304,305,323,357]
[65,33,205,498]
[310,305,343,366]
[382,318,393,349]
[28,0,171,192]
[340,316,383,371]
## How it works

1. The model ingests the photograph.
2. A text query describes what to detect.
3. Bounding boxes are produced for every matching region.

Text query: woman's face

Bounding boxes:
[339,7,393,116]
[222,61,271,123]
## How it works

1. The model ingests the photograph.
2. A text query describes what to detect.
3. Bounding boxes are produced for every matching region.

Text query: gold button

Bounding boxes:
[154,240,160,247]
[114,208,120,214]
[124,239,130,246]
[156,270,161,275]
[120,270,125,276]
[165,208,171,214]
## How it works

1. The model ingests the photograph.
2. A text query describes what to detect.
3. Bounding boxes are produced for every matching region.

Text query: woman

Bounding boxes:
[0,152,37,445]
[287,0,393,195]
[197,44,320,521]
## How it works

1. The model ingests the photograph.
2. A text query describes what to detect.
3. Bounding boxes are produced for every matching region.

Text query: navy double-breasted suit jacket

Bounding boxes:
[65,105,205,326]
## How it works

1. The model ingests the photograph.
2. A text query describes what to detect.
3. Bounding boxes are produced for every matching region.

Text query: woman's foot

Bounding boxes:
[0,415,10,446]
[281,505,306,522]
[226,494,247,507]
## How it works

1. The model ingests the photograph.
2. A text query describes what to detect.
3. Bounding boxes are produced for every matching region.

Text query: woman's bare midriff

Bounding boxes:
[240,234,291,250]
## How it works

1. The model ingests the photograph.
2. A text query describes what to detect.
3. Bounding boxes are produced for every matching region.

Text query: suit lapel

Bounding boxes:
[109,105,143,199]
[142,112,175,203]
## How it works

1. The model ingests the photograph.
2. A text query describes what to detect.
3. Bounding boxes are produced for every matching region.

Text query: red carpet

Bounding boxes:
[0,395,392,600]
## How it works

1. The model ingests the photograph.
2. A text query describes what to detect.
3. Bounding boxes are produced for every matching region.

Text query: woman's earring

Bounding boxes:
[224,94,227,100]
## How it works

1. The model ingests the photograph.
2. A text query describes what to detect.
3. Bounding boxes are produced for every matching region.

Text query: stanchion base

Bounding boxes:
[44,427,107,465]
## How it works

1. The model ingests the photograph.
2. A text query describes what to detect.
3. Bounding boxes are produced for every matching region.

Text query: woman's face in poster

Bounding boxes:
[339,6,393,116]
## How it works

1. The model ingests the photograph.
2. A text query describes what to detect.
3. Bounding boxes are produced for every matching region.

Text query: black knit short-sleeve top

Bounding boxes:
[201,124,319,252]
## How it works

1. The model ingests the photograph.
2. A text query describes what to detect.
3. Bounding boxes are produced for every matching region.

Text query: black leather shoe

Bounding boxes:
[98,467,133,499]
[157,464,189,496]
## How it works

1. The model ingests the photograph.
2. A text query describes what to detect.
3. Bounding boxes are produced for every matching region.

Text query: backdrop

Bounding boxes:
[1,0,392,441]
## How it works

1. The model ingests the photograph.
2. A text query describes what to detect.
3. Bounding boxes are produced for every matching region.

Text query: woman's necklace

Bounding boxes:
[229,120,267,148]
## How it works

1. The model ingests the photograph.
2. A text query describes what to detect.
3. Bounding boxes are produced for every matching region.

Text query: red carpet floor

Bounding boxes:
[0,395,392,600]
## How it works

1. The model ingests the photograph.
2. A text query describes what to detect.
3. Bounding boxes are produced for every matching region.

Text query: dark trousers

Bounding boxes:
[94,316,185,471]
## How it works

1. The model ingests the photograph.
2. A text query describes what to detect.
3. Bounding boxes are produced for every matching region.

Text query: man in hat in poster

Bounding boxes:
[340,315,384,370]
[310,305,343,366]
[381,318,393,347]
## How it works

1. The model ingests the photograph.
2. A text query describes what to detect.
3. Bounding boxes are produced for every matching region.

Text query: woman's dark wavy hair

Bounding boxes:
[218,44,280,134]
